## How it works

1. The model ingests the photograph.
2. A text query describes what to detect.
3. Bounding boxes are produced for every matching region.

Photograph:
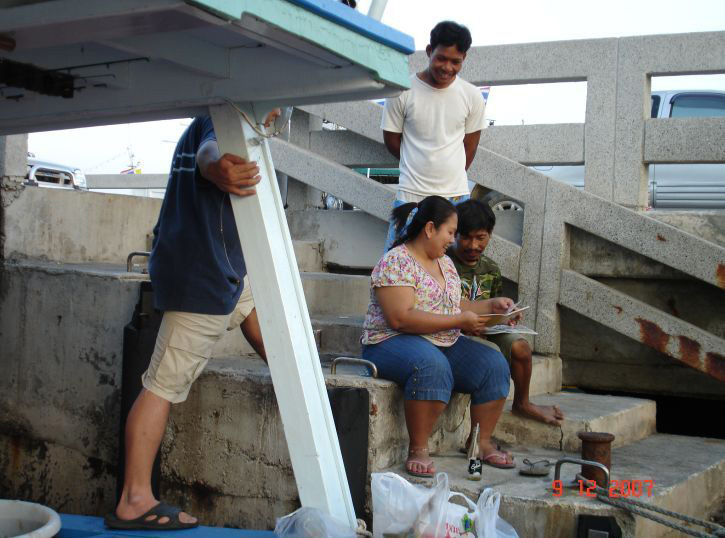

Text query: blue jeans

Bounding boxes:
[362,334,510,405]
[383,194,471,252]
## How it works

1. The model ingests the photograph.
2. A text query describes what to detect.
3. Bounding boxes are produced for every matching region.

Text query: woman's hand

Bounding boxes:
[457,311,490,333]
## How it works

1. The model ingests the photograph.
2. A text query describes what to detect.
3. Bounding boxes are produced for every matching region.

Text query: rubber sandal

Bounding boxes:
[104,502,199,530]
[519,458,552,476]
[482,451,516,469]
[405,458,435,478]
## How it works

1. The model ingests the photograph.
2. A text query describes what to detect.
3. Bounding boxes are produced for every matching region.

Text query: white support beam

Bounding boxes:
[208,103,356,528]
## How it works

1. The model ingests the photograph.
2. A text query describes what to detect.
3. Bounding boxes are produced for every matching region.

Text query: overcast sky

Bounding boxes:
[28,0,725,174]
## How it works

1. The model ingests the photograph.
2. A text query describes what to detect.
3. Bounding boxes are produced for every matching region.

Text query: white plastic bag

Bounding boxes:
[475,488,518,538]
[274,506,357,538]
[371,472,518,538]
[443,492,478,537]
[371,472,448,537]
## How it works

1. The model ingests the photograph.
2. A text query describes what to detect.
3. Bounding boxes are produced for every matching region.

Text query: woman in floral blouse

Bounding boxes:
[362,196,514,477]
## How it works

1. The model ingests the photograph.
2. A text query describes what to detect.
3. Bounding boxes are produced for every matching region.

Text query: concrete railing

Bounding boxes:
[86,174,168,189]
[282,32,725,383]
[303,31,725,209]
[79,32,725,384]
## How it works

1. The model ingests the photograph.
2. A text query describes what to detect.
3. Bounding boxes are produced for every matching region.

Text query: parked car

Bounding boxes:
[476,90,725,211]
[25,155,87,190]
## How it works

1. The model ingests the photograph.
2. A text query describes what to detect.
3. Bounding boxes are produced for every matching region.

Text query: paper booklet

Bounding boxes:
[483,324,538,335]
[479,305,530,327]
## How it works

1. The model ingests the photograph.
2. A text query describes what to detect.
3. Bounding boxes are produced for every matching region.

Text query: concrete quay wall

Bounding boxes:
[0,262,142,514]
[1,166,155,514]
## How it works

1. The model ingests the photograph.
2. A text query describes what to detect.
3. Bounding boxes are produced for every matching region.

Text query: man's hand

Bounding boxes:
[463,130,482,170]
[263,108,282,128]
[489,297,515,314]
[204,152,261,197]
[383,130,402,159]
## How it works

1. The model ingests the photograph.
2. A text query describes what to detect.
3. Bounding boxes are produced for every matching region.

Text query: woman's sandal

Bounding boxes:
[405,447,436,478]
[481,450,516,469]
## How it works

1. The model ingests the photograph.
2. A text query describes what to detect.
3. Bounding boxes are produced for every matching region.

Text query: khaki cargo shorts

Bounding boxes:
[142,275,255,403]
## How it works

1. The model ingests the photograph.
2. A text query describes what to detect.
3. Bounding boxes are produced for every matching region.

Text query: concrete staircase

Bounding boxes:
[160,229,725,537]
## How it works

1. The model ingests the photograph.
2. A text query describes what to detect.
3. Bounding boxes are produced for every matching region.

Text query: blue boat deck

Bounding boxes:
[59,514,275,538]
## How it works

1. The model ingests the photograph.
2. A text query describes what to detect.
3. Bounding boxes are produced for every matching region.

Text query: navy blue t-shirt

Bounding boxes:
[149,116,247,315]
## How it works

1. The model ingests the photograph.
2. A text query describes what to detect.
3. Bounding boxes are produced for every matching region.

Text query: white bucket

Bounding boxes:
[0,500,61,538]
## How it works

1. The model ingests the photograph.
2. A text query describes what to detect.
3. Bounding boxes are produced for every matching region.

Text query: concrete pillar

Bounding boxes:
[1,134,28,261]
[0,134,27,181]
[582,40,618,202]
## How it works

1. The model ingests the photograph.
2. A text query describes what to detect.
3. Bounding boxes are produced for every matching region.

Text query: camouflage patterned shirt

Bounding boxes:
[447,250,502,301]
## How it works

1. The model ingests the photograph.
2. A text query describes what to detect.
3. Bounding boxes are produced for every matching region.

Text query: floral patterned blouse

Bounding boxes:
[361,244,462,346]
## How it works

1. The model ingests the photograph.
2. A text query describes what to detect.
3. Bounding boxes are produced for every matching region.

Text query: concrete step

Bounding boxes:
[380,434,725,538]
[311,314,365,355]
[287,209,385,270]
[161,358,720,534]
[212,314,364,358]
[493,392,657,452]
[300,271,370,316]
[292,239,324,272]
[161,357,471,529]
[160,358,634,529]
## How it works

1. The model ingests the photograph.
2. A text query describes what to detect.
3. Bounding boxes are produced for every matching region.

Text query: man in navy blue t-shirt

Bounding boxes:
[108,110,280,530]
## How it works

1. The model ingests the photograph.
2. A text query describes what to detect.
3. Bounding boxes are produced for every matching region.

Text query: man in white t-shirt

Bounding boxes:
[382,21,485,250]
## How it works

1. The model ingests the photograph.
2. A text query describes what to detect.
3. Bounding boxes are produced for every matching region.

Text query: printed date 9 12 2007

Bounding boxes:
[551,479,655,497]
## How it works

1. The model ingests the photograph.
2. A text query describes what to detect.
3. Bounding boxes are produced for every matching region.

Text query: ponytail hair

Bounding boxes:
[390,195,457,249]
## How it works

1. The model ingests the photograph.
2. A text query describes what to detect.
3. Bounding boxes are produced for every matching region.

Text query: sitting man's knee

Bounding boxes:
[510,339,532,361]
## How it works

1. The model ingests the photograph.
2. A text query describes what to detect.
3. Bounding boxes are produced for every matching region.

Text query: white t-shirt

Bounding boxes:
[381,73,486,199]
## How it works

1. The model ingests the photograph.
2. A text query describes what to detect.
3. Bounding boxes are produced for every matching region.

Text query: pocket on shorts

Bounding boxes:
[168,327,217,358]
[154,327,216,394]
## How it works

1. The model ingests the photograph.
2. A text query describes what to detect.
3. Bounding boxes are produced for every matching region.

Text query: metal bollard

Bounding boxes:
[578,431,615,488]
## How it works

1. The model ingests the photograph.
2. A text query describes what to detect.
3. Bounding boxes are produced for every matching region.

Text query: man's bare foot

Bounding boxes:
[405,447,435,477]
[116,494,197,525]
[512,401,563,426]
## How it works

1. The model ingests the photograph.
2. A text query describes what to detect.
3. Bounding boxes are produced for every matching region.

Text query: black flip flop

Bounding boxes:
[105,502,199,530]
[519,458,553,476]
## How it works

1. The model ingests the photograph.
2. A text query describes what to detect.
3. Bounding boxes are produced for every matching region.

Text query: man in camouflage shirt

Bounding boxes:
[456,256,502,303]
[449,200,563,426]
